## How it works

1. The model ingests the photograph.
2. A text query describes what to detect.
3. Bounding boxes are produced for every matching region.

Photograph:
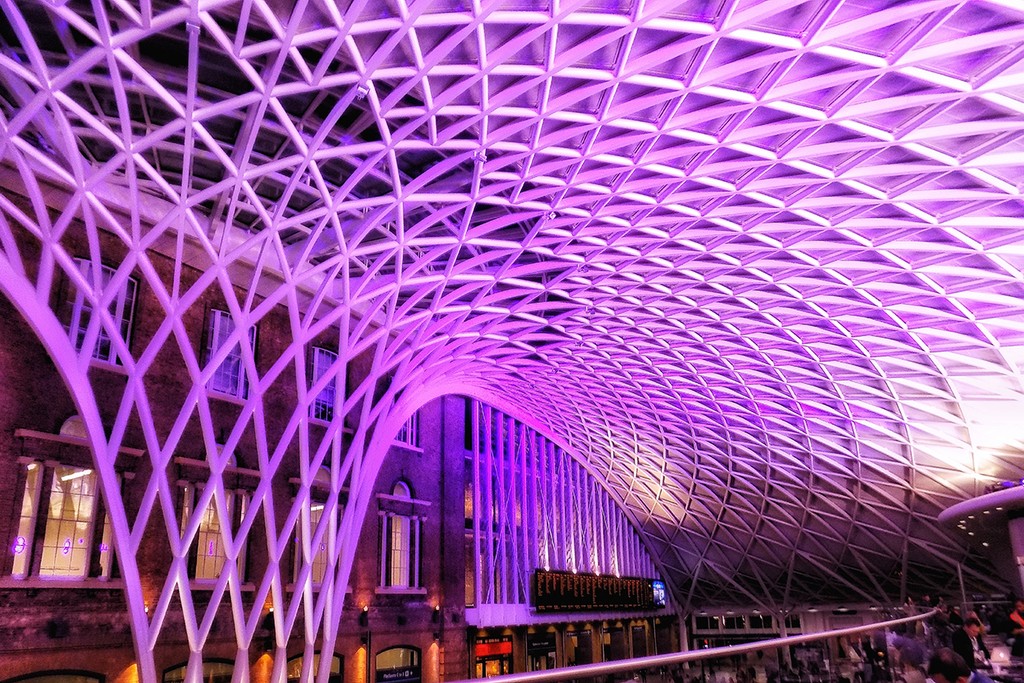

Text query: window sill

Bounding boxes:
[392,442,423,453]
[15,428,144,458]
[189,581,257,591]
[285,583,353,592]
[375,586,427,596]
[308,420,354,434]
[0,576,124,589]
[207,390,248,406]
[175,456,261,480]
[89,358,129,375]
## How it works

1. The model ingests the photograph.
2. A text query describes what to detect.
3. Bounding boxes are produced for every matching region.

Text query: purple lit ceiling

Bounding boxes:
[2,0,1024,626]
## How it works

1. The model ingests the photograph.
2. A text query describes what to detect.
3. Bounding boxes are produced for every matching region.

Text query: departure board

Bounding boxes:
[532,569,659,612]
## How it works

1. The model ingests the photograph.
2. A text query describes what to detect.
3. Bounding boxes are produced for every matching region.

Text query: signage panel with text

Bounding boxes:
[532,570,660,612]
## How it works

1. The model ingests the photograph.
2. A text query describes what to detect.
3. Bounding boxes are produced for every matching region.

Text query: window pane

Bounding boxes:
[287,653,342,681]
[39,465,97,577]
[208,310,252,399]
[310,347,337,422]
[195,493,228,580]
[13,675,102,683]
[389,515,410,587]
[163,662,234,683]
[235,493,248,581]
[396,411,420,448]
[310,504,328,584]
[69,259,136,365]
[377,647,419,670]
[99,507,115,579]
[11,462,41,577]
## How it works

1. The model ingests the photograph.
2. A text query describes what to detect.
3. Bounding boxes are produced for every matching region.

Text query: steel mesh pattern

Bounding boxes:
[2,0,1024,675]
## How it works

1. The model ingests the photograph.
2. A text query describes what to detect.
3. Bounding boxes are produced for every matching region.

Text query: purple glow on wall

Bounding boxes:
[11,536,26,555]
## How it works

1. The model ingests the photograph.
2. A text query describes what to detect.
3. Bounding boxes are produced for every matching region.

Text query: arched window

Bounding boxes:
[286,653,342,683]
[380,481,419,589]
[2,672,103,683]
[162,660,233,683]
[376,647,421,683]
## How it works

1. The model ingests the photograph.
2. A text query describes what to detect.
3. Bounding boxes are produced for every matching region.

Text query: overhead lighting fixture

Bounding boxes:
[61,469,93,482]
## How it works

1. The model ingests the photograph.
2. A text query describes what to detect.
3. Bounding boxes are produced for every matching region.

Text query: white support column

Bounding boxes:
[484,405,496,603]
[539,436,551,570]
[558,449,572,572]
[505,414,517,603]
[520,421,532,602]
[472,400,483,608]
[379,511,388,586]
[413,515,422,588]
[497,413,508,604]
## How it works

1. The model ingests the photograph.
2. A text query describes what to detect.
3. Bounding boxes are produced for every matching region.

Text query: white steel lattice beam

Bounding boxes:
[1,0,1024,674]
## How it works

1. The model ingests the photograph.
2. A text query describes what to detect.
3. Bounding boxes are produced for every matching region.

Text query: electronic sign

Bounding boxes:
[532,569,665,612]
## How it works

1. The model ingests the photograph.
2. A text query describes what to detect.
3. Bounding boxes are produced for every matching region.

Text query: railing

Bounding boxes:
[452,609,935,683]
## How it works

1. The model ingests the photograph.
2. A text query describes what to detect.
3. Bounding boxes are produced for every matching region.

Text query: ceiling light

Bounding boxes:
[61,469,93,482]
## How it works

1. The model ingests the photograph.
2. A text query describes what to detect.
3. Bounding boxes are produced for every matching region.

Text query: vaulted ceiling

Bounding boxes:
[2,0,1024,613]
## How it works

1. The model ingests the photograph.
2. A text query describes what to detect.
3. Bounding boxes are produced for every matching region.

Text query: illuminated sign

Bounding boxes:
[527,632,557,653]
[652,580,667,608]
[475,639,513,657]
[532,570,663,612]
[376,667,419,683]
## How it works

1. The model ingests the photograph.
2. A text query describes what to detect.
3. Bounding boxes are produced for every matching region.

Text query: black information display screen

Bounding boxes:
[532,569,660,612]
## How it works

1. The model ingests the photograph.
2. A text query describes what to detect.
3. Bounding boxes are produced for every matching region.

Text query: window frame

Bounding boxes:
[309,346,338,423]
[9,458,117,582]
[286,652,342,683]
[1,670,105,683]
[67,257,138,367]
[162,659,234,683]
[378,481,423,591]
[179,483,250,583]
[395,411,420,449]
[205,308,257,400]
[292,500,335,587]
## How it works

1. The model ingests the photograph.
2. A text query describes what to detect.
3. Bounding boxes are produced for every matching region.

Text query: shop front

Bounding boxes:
[474,635,513,678]
[527,630,558,671]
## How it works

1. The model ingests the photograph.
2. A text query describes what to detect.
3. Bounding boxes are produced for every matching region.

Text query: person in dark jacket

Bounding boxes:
[952,618,990,671]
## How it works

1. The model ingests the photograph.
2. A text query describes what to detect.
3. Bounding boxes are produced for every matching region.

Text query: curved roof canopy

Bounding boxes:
[2,0,1024,613]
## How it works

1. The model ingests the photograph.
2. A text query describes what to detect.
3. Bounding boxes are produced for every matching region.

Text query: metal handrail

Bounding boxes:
[454,609,935,683]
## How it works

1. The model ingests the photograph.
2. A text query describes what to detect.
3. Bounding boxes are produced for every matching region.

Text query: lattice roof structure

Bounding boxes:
[2,0,1024,673]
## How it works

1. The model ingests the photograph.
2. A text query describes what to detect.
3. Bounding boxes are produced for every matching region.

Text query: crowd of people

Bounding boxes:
[612,599,1024,683]
[885,597,1024,683]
